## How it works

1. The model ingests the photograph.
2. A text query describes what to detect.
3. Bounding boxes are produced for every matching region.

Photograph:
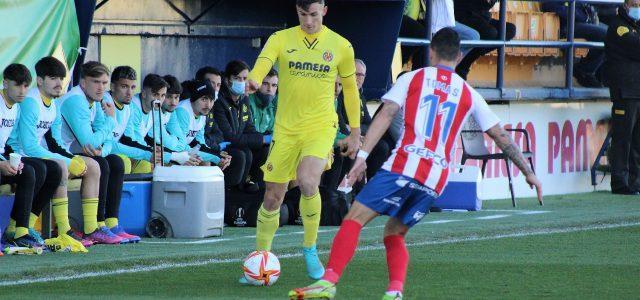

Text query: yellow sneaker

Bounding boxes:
[288,280,336,299]
[58,233,89,253]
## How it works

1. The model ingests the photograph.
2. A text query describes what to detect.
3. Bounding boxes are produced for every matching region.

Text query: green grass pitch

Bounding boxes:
[1,191,639,299]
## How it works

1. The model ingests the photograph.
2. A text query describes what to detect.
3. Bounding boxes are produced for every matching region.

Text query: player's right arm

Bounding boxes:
[343,101,400,187]
[248,33,282,93]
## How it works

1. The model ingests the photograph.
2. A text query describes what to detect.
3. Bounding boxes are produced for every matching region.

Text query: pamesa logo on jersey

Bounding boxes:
[288,61,331,79]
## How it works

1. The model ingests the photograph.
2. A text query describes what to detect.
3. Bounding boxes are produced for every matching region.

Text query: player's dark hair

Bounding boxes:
[111,66,136,82]
[163,75,183,95]
[3,63,32,85]
[142,74,168,93]
[430,27,461,62]
[35,56,66,79]
[195,66,222,82]
[297,0,325,11]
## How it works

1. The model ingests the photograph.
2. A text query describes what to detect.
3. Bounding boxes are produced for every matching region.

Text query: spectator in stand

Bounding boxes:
[453,0,516,80]
[542,2,607,87]
[248,69,278,134]
[350,59,392,179]
[400,0,480,70]
[214,60,271,192]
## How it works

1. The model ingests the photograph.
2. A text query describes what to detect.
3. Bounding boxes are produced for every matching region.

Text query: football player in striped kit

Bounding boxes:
[290,28,543,300]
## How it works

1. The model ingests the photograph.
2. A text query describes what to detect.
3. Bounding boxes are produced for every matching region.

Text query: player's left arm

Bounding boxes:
[474,88,543,204]
[338,42,361,158]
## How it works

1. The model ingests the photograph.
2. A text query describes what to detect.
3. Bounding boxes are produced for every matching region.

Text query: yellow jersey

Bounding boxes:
[250,25,357,134]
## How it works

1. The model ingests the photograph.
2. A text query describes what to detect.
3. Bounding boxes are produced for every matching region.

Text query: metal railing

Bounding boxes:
[397,0,625,100]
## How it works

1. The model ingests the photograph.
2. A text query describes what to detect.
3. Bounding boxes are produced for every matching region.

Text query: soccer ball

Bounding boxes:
[242,250,281,286]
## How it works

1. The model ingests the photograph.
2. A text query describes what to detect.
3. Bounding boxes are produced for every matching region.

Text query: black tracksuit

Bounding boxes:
[603,8,640,193]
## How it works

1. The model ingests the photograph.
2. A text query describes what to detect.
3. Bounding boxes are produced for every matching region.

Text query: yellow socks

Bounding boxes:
[105,218,118,229]
[29,213,38,228]
[52,197,71,234]
[7,218,16,234]
[14,227,29,239]
[98,221,106,228]
[300,192,322,248]
[82,198,99,234]
[256,204,280,251]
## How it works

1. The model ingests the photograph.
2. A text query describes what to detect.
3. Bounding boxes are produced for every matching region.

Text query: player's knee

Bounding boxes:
[46,160,63,180]
[116,154,132,174]
[263,187,286,211]
[19,164,36,185]
[297,176,320,197]
[107,154,125,174]
[383,221,409,237]
[84,158,101,178]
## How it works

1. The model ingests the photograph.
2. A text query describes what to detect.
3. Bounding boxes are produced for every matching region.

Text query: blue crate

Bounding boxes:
[118,182,152,236]
[433,166,482,211]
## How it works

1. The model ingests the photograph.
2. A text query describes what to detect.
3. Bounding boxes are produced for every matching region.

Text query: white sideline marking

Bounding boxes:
[1,222,638,287]
[483,209,550,214]
[142,219,463,245]
[426,219,462,224]
[518,211,549,215]
[476,214,510,220]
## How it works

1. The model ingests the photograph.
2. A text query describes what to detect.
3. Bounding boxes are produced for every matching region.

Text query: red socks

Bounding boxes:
[322,219,363,284]
[384,234,409,292]
[322,220,409,293]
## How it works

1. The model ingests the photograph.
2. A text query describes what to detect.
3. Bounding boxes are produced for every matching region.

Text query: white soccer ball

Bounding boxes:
[242,250,281,286]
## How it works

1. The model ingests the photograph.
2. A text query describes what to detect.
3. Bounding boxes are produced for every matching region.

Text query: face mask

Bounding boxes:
[230,80,245,96]
[214,90,219,100]
[630,7,640,21]
[256,92,275,107]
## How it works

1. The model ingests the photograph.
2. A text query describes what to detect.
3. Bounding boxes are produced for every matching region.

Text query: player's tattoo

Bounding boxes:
[487,126,533,176]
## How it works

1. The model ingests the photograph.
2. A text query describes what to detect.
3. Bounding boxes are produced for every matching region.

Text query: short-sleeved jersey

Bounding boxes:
[381,66,500,195]
[255,26,356,133]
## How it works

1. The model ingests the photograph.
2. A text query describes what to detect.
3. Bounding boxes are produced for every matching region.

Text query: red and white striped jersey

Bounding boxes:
[381,66,500,194]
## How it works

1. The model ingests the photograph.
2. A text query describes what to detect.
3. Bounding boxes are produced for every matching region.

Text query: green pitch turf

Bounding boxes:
[1,191,639,299]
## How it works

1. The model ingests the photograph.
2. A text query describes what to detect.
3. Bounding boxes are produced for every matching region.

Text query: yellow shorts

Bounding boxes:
[262,125,337,183]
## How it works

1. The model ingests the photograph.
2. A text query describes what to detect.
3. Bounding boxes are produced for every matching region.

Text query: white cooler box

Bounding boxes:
[147,166,225,238]
[433,165,483,211]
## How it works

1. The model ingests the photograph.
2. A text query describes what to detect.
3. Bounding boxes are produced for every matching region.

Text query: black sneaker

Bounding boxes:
[11,234,45,249]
